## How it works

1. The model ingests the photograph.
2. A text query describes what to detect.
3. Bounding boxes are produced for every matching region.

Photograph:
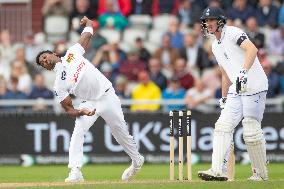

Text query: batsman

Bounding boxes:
[197,7,268,181]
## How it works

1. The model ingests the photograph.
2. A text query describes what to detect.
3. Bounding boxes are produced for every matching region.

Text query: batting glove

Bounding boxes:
[236,69,248,94]
[219,97,227,109]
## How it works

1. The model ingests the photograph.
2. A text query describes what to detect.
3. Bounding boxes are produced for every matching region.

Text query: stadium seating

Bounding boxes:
[148,29,164,46]
[128,15,152,30]
[44,15,69,43]
[152,14,177,30]
[99,29,121,43]
[122,28,147,45]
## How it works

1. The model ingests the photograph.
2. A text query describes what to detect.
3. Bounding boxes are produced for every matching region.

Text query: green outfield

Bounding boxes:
[0,163,283,189]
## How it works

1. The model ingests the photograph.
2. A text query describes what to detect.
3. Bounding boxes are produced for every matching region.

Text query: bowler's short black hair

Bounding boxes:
[36,50,53,66]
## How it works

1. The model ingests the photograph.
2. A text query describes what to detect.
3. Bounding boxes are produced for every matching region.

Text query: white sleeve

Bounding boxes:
[229,27,249,46]
[54,86,69,103]
[68,43,85,56]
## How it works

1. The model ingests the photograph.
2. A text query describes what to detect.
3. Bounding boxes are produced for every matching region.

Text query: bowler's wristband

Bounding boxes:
[81,26,93,35]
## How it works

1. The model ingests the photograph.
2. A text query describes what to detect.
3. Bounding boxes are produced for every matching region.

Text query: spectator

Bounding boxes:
[84,41,97,62]
[0,75,7,99]
[29,73,54,99]
[9,60,32,95]
[192,22,204,46]
[201,65,222,97]
[42,0,72,16]
[153,34,180,77]
[148,58,168,90]
[23,32,43,65]
[180,32,209,74]
[165,17,184,49]
[119,49,147,81]
[152,0,180,15]
[2,77,28,111]
[177,0,202,28]
[98,0,132,16]
[114,74,129,99]
[226,0,256,24]
[258,49,280,98]
[90,33,108,50]
[0,30,15,79]
[267,24,284,55]
[279,3,284,26]
[135,37,151,62]
[53,41,68,57]
[276,61,284,94]
[199,39,217,72]
[15,47,39,78]
[130,0,153,15]
[184,78,212,112]
[130,71,161,112]
[100,62,115,83]
[192,0,207,10]
[93,44,125,77]
[70,0,96,33]
[98,0,128,30]
[162,76,186,112]
[245,16,265,49]
[173,58,194,90]
[208,0,222,8]
[256,0,279,27]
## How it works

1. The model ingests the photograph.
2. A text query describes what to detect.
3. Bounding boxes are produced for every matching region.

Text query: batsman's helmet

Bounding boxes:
[200,7,227,32]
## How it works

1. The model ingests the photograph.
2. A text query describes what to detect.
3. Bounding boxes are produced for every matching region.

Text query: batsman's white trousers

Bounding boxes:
[68,87,141,169]
[222,91,267,125]
[212,91,267,173]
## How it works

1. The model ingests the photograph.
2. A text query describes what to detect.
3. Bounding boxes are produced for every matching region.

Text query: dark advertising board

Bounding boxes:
[0,111,283,165]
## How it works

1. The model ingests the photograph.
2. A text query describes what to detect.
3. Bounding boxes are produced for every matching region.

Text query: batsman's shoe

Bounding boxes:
[247,170,268,181]
[247,174,263,181]
[198,169,228,181]
[122,156,144,181]
[65,169,84,182]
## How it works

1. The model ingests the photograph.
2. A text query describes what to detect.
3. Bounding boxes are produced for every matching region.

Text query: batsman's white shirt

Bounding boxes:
[53,43,112,102]
[212,25,268,95]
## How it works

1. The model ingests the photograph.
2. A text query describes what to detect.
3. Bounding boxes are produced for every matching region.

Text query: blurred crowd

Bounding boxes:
[0,0,284,112]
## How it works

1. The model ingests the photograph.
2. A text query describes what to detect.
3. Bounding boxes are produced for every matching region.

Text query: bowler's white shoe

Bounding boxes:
[198,169,228,181]
[65,169,84,182]
[122,156,144,181]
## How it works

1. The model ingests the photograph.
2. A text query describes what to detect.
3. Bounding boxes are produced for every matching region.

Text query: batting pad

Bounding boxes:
[212,118,234,175]
[242,117,268,180]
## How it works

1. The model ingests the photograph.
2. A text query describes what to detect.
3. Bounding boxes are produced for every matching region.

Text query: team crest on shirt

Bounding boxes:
[66,53,75,63]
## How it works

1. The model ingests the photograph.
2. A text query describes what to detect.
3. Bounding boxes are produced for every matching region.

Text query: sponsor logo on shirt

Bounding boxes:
[73,61,86,83]
[66,53,75,63]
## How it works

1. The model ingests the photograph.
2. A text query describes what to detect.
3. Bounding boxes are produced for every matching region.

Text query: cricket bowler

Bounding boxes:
[36,16,144,182]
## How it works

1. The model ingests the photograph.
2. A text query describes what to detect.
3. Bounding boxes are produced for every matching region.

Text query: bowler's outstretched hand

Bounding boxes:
[80,16,93,27]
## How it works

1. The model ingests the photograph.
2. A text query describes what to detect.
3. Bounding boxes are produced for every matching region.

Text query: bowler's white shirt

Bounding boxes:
[53,43,112,102]
[212,25,268,95]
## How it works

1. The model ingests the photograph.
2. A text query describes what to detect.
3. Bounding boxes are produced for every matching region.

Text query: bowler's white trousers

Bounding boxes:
[68,87,140,168]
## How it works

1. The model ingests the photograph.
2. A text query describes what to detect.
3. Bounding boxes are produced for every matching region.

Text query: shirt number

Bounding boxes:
[61,71,66,80]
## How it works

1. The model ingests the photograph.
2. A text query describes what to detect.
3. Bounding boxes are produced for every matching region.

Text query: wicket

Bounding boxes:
[169,110,192,181]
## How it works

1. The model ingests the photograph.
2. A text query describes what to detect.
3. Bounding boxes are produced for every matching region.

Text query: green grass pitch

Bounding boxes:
[0,163,283,189]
